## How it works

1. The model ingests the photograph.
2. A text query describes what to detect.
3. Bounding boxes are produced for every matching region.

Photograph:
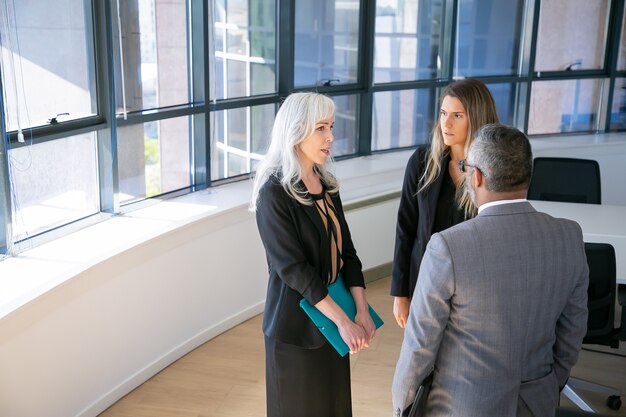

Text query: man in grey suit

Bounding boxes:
[392,124,589,417]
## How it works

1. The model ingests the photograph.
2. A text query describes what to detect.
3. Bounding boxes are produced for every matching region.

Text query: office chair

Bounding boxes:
[527,157,601,204]
[562,243,625,412]
[554,406,613,416]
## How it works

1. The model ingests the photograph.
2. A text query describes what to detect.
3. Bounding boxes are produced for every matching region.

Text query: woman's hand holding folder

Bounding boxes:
[301,275,385,356]
[350,286,377,345]
[314,294,368,354]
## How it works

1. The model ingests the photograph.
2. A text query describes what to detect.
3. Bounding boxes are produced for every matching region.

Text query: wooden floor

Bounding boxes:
[99,277,626,417]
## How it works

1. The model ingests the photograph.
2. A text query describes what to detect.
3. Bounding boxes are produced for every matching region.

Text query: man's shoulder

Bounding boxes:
[429,221,475,252]
[535,210,584,237]
[437,203,583,242]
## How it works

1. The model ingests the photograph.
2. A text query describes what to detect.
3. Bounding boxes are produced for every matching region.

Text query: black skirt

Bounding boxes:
[265,336,352,417]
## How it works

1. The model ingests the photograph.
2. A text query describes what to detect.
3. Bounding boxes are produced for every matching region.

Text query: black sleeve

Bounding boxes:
[255,181,328,305]
[390,147,425,297]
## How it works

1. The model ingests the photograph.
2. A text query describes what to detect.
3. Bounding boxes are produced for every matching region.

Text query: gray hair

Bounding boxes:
[467,124,533,192]
[250,92,338,211]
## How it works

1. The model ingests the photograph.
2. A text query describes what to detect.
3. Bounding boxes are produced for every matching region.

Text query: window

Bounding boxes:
[486,83,519,125]
[528,79,604,135]
[455,0,524,77]
[610,78,626,131]
[207,0,278,183]
[210,103,275,181]
[618,12,626,71]
[528,0,612,134]
[0,155,8,254]
[294,0,360,88]
[374,0,445,83]
[117,116,192,204]
[111,0,198,206]
[535,0,610,72]
[372,88,436,150]
[113,0,191,113]
[209,0,277,100]
[0,0,97,131]
[371,83,518,151]
[8,133,100,241]
[331,95,359,156]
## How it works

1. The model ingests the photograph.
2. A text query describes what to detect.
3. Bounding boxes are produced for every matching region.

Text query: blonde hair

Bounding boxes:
[419,79,499,216]
[250,92,338,211]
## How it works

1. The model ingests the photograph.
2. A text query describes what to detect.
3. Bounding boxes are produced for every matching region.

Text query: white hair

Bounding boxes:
[249,92,339,211]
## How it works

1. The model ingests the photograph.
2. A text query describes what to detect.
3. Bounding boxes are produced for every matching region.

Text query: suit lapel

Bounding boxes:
[302,201,327,235]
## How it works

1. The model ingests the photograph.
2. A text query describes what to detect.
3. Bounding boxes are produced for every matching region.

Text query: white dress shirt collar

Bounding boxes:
[477,198,527,214]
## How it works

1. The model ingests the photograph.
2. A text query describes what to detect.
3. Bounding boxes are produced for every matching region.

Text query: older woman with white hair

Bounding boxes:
[250,92,376,417]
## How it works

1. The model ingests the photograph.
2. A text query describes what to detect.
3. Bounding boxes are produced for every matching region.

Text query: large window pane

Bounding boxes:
[8,133,99,241]
[610,78,626,130]
[0,0,96,130]
[227,107,247,151]
[251,104,276,154]
[455,0,523,77]
[372,84,517,151]
[117,116,192,204]
[209,0,277,100]
[528,79,604,135]
[486,83,517,126]
[0,152,8,254]
[535,0,609,72]
[374,0,444,83]
[618,12,626,71]
[295,0,360,88]
[114,0,190,113]
[211,103,275,180]
[331,95,359,156]
[372,89,436,151]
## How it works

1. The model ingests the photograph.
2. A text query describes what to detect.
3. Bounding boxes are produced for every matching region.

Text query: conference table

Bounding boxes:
[529,200,626,285]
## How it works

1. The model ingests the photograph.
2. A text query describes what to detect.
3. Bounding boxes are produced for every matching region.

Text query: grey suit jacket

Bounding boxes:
[392,202,589,417]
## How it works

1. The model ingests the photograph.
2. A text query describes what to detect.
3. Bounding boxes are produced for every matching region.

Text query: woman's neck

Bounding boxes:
[448,144,465,162]
[301,167,323,194]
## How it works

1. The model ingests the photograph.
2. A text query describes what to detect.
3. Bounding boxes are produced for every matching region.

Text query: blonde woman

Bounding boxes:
[391,79,499,328]
[251,92,375,417]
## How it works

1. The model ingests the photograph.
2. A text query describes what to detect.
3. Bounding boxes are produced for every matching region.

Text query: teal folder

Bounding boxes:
[299,275,384,357]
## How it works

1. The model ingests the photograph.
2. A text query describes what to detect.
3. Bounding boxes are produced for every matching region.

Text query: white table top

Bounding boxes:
[529,200,626,285]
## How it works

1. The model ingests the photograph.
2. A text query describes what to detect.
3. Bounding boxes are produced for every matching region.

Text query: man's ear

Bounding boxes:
[473,167,484,188]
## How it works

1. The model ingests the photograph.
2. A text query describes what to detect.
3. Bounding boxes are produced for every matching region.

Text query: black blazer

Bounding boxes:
[390,145,449,298]
[256,175,365,348]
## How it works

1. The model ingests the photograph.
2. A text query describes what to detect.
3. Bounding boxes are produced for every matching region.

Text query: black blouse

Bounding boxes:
[433,167,465,233]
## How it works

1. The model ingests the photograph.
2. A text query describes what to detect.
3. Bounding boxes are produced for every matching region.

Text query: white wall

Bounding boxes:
[346,199,399,271]
[0,208,270,417]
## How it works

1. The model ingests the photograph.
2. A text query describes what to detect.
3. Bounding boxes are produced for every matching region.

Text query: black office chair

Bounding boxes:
[527,157,601,204]
[554,406,614,416]
[562,243,625,412]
